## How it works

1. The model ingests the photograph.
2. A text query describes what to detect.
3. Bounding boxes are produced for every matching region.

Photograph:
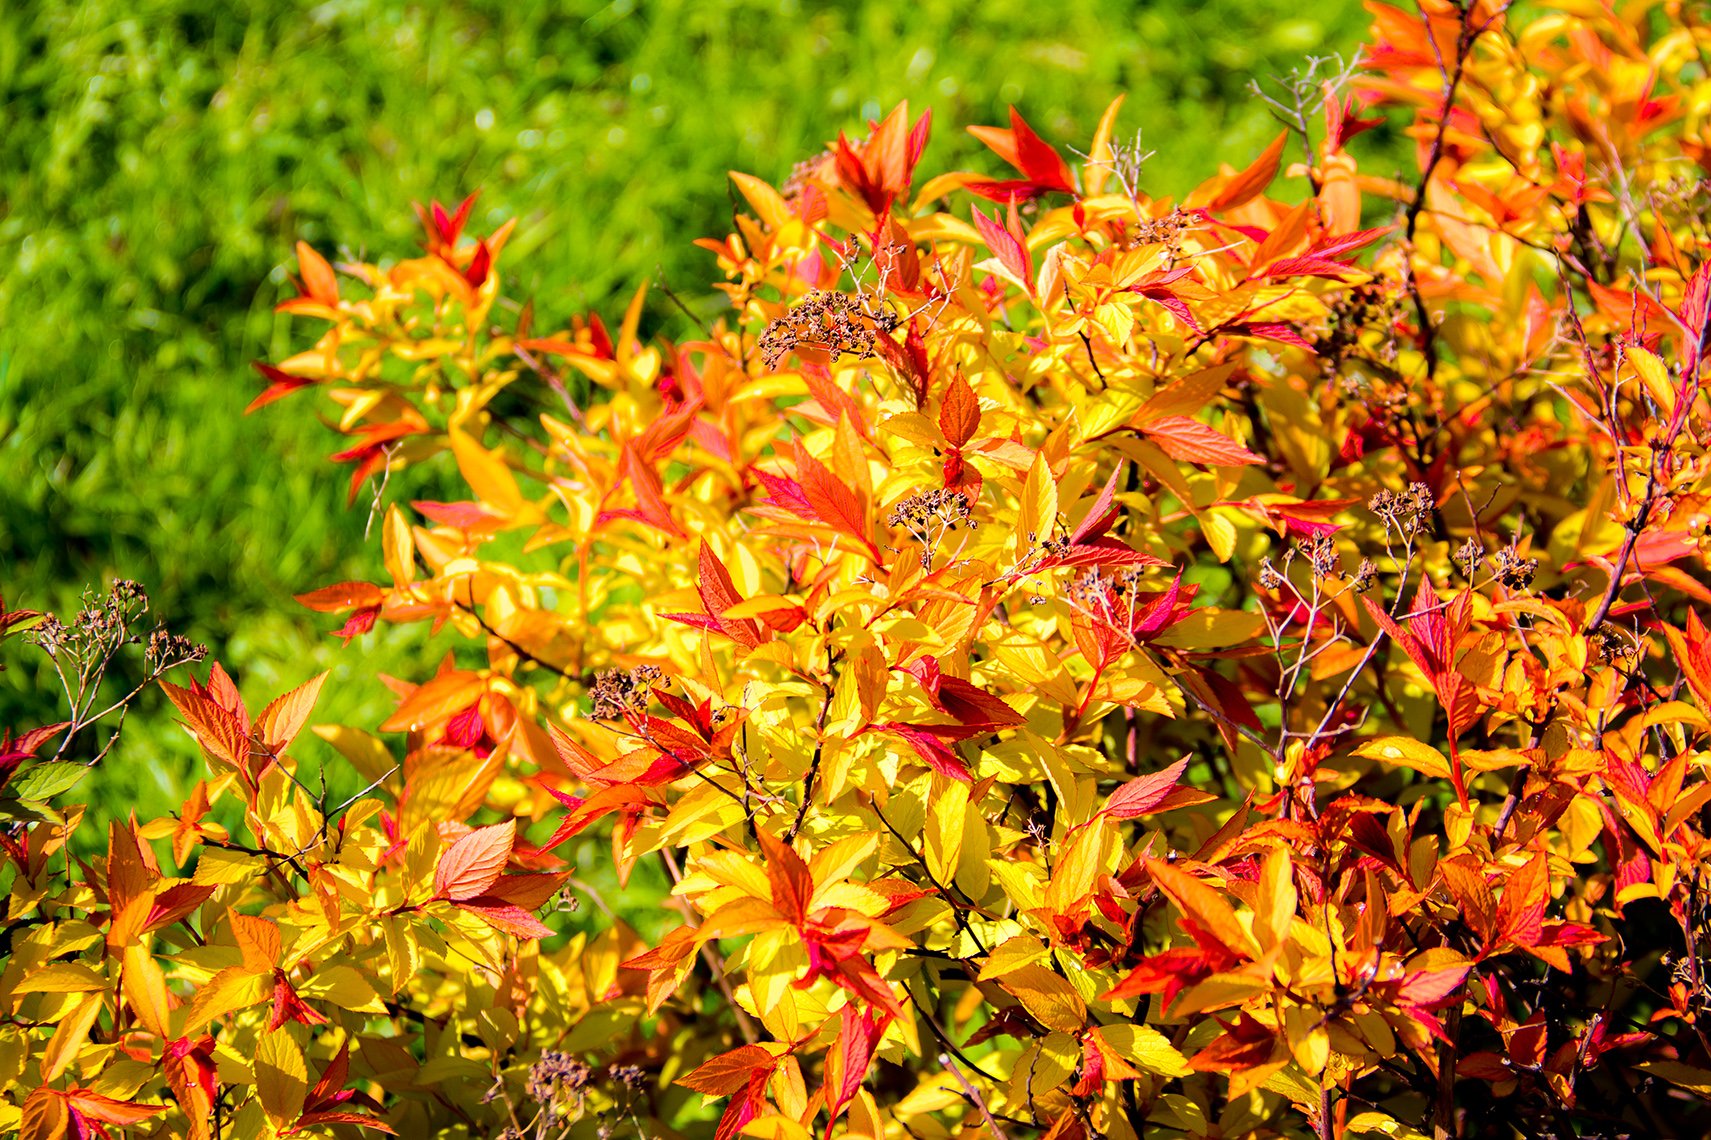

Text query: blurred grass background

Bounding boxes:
[0,0,1375,907]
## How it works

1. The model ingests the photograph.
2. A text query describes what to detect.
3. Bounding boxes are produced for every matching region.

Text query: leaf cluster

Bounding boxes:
[12,3,1711,1138]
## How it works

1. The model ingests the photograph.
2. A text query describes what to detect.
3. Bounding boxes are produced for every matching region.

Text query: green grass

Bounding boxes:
[0,0,1375,836]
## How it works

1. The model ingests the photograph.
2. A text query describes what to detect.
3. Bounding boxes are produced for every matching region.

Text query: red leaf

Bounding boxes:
[968,107,1076,198]
[246,361,314,413]
[755,469,816,518]
[826,1005,891,1132]
[1008,107,1076,193]
[333,607,381,644]
[715,1070,770,1140]
[1070,464,1125,545]
[464,240,492,288]
[434,821,516,901]
[696,544,765,648]
[290,1112,396,1134]
[971,206,1032,290]
[268,971,330,1031]
[478,871,571,911]
[412,500,504,529]
[144,883,216,933]
[878,722,974,782]
[934,674,1026,728]
[1103,756,1192,819]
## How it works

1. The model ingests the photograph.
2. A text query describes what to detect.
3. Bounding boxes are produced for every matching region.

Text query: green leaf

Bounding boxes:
[8,761,90,802]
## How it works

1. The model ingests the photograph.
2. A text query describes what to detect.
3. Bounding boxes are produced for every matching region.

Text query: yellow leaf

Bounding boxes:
[1082,94,1127,198]
[184,966,267,1034]
[38,992,102,1083]
[730,171,793,233]
[1256,846,1296,950]
[1353,737,1453,780]
[1151,606,1264,649]
[311,725,396,785]
[383,504,416,585]
[978,934,1051,980]
[255,1030,309,1124]
[296,965,387,1013]
[121,943,174,1039]
[1044,817,1119,914]
[1098,1023,1191,1078]
[1001,964,1086,1032]
[450,428,525,516]
[16,962,105,995]
[1282,1002,1329,1075]
[1015,451,1060,561]
[1636,1060,1711,1095]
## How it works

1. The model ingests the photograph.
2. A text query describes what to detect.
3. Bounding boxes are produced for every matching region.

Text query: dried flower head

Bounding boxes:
[1370,482,1434,538]
[1297,534,1341,580]
[1590,625,1636,665]
[609,1063,649,1092]
[888,487,976,567]
[528,1050,593,1106]
[1454,536,1486,578]
[590,665,664,721]
[1494,546,1539,591]
[758,290,877,369]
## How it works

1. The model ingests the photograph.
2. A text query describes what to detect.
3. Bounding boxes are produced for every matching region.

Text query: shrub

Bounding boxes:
[9,2,1711,1137]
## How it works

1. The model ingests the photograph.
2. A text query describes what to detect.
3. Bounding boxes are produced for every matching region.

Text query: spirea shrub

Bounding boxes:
[10,3,1711,1137]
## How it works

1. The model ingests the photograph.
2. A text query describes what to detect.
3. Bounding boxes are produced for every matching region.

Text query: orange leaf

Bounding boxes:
[257,672,328,755]
[939,372,982,449]
[295,241,339,307]
[20,1088,70,1140]
[1140,416,1263,467]
[65,1090,170,1126]
[758,829,814,926]
[1495,852,1548,949]
[1206,130,1288,212]
[294,582,385,613]
[434,821,516,901]
[1145,858,1255,959]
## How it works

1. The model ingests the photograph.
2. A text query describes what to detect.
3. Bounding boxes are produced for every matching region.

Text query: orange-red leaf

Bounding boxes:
[677,1044,777,1097]
[794,441,879,560]
[294,582,385,614]
[1103,756,1191,819]
[1206,130,1288,212]
[434,821,516,901]
[1140,416,1263,467]
[758,829,814,926]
